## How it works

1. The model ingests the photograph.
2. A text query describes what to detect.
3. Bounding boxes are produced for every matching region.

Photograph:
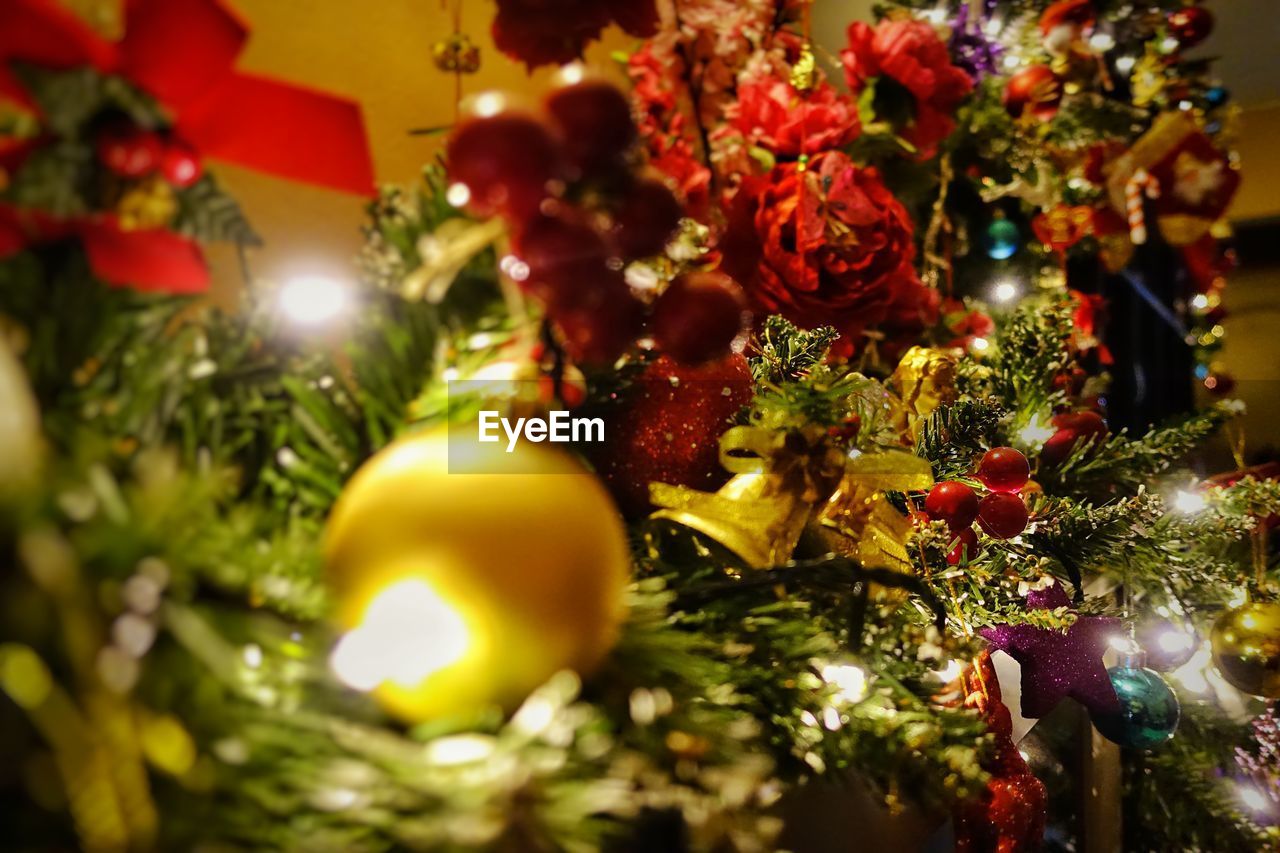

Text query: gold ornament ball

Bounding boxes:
[1210,602,1280,698]
[324,424,630,723]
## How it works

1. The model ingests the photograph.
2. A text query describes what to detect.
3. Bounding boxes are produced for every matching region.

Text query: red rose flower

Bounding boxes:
[725,76,860,159]
[493,0,658,70]
[841,19,973,159]
[723,150,926,355]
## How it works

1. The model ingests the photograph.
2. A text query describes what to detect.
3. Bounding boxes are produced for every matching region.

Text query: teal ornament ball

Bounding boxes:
[984,217,1020,260]
[1090,665,1180,749]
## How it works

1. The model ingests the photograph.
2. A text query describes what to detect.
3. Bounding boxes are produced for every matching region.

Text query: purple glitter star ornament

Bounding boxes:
[980,582,1122,718]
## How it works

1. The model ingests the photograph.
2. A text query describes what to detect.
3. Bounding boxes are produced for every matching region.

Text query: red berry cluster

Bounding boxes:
[919,446,1031,565]
[445,79,748,367]
[95,118,203,188]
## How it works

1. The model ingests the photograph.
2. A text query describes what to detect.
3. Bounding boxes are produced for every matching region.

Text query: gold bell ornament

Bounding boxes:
[649,422,932,586]
[1210,599,1280,698]
[324,424,630,723]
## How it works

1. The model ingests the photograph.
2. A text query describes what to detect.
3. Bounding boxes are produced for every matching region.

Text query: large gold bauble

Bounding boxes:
[324,424,630,723]
[1210,602,1280,698]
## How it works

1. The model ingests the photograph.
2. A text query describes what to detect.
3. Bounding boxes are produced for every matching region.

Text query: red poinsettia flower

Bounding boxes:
[841,18,974,160]
[724,76,860,159]
[493,0,658,70]
[722,150,928,356]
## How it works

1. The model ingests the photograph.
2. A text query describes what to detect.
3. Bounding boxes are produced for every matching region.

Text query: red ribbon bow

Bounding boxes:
[0,0,375,292]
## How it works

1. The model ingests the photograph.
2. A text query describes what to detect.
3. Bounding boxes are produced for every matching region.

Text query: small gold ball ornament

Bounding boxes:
[324,424,630,723]
[1210,601,1280,698]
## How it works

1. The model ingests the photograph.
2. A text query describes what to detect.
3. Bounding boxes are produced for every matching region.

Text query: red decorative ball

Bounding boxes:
[1040,410,1108,468]
[1003,65,1062,121]
[550,272,643,366]
[446,112,562,220]
[1168,7,1214,48]
[545,80,636,178]
[586,353,754,517]
[977,492,1029,539]
[652,272,749,365]
[947,526,980,566]
[159,139,203,188]
[977,447,1030,493]
[514,213,610,308]
[925,481,980,531]
[609,179,682,259]
[96,122,163,178]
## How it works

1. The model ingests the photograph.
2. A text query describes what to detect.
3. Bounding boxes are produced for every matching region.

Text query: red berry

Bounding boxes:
[446,112,562,220]
[545,80,636,178]
[96,122,162,178]
[924,481,980,530]
[1168,7,1213,48]
[610,179,682,259]
[159,139,203,188]
[652,271,748,365]
[514,213,609,308]
[947,527,980,566]
[551,273,642,366]
[977,492,1029,539]
[1040,410,1108,468]
[977,446,1030,493]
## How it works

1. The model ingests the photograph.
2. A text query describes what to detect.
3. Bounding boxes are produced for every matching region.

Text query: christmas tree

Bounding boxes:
[1,0,1276,850]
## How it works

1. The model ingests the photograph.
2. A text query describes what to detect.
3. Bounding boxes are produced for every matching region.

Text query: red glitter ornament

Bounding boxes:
[586,353,753,517]
[608,178,682,260]
[977,447,1030,493]
[924,481,980,531]
[953,652,1048,853]
[978,492,1029,539]
[651,272,748,366]
[446,112,562,220]
[545,80,636,178]
[1168,7,1214,48]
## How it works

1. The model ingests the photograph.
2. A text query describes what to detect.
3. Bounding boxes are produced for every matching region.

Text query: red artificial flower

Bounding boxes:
[725,76,860,159]
[722,150,926,356]
[493,0,658,70]
[941,296,995,350]
[841,18,974,160]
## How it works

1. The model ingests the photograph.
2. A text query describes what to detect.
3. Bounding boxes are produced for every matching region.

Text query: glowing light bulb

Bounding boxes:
[1019,415,1056,446]
[1089,32,1115,52]
[1157,628,1195,656]
[971,337,990,353]
[1191,294,1209,310]
[557,63,585,85]
[446,182,471,208]
[1172,489,1207,514]
[993,280,1020,303]
[933,659,965,683]
[278,276,351,327]
[821,663,869,704]
[330,578,470,691]
[1115,55,1137,73]
[471,91,507,118]
[1239,783,1274,816]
